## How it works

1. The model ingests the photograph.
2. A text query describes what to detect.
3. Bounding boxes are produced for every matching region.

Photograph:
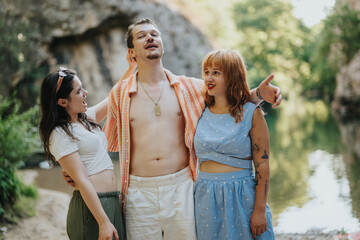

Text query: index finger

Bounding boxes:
[263,73,274,86]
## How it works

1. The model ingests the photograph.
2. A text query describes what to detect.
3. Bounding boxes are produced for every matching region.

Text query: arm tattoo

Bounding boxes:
[255,150,269,168]
[255,169,262,186]
[255,150,268,186]
[264,180,268,198]
[253,143,260,152]
[262,150,269,160]
[255,159,267,168]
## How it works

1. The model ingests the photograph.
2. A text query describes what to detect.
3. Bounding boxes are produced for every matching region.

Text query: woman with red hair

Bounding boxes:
[194,49,275,239]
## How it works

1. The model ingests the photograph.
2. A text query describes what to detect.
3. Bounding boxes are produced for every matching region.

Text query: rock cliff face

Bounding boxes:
[1,0,212,105]
[332,51,360,116]
[331,0,360,116]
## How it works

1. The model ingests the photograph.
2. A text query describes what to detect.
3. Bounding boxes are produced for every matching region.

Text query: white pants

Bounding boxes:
[125,167,197,240]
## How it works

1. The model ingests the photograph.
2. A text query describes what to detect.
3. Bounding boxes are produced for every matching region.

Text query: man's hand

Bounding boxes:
[119,52,137,82]
[258,74,282,108]
[126,52,137,70]
[61,169,76,188]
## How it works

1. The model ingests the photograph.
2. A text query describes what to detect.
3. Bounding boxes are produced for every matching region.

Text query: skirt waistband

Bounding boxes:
[198,169,254,181]
[72,190,120,198]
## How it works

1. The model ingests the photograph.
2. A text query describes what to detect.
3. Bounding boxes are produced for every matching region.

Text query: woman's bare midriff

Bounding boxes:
[75,169,118,193]
[200,160,245,173]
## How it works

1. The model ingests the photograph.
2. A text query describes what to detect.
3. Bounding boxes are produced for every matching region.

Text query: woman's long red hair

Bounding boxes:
[202,49,250,123]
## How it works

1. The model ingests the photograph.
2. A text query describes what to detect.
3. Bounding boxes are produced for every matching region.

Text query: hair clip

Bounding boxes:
[56,66,68,93]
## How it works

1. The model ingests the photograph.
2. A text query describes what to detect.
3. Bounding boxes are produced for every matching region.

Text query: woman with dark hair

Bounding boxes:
[39,59,135,239]
[194,49,275,239]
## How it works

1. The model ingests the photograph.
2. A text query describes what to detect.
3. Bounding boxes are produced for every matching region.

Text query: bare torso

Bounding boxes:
[129,79,188,177]
[75,169,118,192]
[200,161,245,173]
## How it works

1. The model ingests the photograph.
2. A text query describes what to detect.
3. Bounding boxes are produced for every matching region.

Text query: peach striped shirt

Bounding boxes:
[103,69,205,208]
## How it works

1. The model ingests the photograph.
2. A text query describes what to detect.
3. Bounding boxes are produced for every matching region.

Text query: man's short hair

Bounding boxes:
[125,18,159,48]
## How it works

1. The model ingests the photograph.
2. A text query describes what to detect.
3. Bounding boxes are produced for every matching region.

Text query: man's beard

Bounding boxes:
[147,53,161,60]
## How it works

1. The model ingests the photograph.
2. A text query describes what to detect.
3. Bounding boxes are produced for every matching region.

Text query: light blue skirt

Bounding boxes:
[194,170,275,240]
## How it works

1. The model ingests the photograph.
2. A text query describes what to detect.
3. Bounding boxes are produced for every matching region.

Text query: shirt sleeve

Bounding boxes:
[190,77,205,93]
[49,128,79,161]
[85,107,96,121]
[103,85,120,152]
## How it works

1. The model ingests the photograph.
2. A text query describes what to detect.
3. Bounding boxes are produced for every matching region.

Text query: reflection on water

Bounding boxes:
[27,98,360,234]
[265,98,360,234]
[275,150,359,233]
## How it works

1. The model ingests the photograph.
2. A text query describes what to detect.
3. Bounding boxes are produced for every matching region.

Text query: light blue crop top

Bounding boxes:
[194,102,257,170]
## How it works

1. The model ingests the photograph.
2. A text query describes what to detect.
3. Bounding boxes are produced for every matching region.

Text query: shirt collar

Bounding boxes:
[164,69,180,86]
[128,69,180,95]
[128,73,138,94]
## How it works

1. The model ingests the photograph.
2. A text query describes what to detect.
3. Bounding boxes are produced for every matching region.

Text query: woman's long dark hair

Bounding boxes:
[39,68,100,165]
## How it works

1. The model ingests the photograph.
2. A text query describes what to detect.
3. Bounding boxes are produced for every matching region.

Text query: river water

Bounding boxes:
[28,99,360,235]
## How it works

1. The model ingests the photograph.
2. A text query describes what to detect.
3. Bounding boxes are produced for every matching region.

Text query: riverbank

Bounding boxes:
[0,170,350,240]
[4,188,70,240]
[2,170,70,240]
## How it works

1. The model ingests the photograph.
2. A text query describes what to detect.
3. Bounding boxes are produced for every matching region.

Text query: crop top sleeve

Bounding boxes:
[49,127,79,161]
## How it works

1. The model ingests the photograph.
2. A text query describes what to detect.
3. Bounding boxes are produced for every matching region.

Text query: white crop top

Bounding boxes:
[49,107,114,176]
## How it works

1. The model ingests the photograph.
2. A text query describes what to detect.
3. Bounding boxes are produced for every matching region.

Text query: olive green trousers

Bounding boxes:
[66,190,125,240]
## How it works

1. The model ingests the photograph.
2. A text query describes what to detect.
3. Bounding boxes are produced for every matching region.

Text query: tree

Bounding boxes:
[311,2,360,99]
[0,15,44,109]
[232,0,314,98]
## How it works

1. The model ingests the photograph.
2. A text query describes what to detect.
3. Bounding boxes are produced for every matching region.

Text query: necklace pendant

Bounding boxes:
[154,104,161,116]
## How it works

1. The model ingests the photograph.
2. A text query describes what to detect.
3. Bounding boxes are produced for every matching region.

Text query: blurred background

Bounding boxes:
[1,0,359,239]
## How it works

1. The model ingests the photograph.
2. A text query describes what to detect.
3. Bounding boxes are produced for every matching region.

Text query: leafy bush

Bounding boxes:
[0,94,39,218]
[0,169,21,212]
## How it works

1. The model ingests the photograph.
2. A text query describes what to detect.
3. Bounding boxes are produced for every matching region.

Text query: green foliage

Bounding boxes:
[0,94,40,219]
[311,3,360,99]
[0,16,41,87]
[331,4,360,63]
[0,15,44,110]
[164,0,241,48]
[0,95,40,169]
[166,0,359,101]
[0,179,38,230]
[0,169,23,216]
[21,184,38,199]
[232,0,313,94]
[167,0,316,96]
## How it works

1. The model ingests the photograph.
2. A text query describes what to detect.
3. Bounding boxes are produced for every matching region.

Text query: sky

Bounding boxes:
[291,0,336,27]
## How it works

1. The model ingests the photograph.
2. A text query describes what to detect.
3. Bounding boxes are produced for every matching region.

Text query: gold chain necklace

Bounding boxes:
[137,74,166,116]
